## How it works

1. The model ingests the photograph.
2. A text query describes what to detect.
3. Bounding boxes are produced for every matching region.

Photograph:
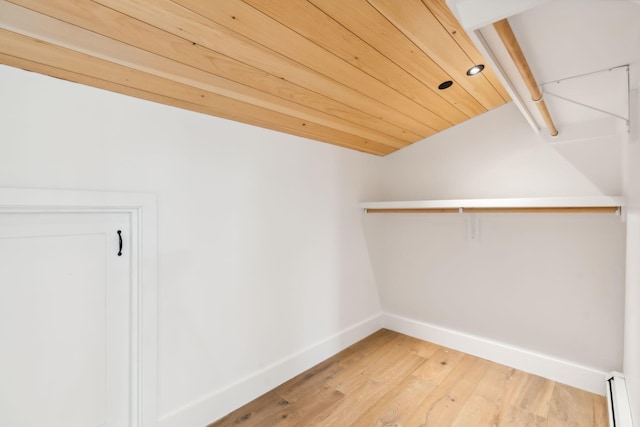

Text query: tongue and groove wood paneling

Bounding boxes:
[0,30,397,154]
[424,0,511,102]
[0,0,509,155]
[308,0,488,119]
[368,0,507,110]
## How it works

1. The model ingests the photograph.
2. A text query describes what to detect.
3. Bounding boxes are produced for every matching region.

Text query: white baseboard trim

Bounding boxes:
[159,311,609,426]
[158,314,383,427]
[381,312,608,395]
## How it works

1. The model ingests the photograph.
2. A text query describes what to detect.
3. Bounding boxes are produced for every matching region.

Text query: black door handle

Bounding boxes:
[117,230,122,256]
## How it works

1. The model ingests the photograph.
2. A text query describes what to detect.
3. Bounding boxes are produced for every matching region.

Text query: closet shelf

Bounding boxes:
[359,196,625,214]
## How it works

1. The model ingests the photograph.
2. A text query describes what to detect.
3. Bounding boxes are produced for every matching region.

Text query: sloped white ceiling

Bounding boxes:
[509,0,640,131]
[454,0,640,140]
[510,0,640,85]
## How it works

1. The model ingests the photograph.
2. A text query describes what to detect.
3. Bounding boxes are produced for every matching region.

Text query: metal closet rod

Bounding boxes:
[493,18,559,137]
[365,207,620,214]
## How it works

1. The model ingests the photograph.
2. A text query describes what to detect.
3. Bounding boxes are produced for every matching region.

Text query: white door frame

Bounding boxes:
[0,188,158,427]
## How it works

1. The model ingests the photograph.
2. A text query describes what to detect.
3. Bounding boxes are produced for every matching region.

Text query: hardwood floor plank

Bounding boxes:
[411,346,466,385]
[592,392,609,427]
[207,330,608,427]
[402,336,445,360]
[206,391,290,427]
[546,383,595,427]
[273,384,345,427]
[497,404,547,427]
[274,357,344,404]
[403,355,492,426]
[474,363,519,404]
[451,395,501,427]
[352,375,437,426]
[275,329,395,403]
[325,333,417,393]
[506,371,555,418]
[313,356,426,425]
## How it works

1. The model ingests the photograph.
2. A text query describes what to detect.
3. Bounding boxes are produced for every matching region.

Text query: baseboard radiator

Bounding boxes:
[607,372,634,427]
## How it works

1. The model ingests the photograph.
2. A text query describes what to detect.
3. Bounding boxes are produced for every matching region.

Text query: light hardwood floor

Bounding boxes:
[208,329,608,426]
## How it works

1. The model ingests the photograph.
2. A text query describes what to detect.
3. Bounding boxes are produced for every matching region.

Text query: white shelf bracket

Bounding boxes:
[541,65,631,133]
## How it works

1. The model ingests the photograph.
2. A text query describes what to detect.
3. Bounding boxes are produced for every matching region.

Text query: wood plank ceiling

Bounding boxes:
[0,0,510,155]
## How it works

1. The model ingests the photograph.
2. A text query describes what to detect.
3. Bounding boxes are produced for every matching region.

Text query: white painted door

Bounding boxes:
[0,212,132,427]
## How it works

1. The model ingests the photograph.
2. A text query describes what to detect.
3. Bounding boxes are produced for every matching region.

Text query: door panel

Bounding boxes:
[0,213,130,427]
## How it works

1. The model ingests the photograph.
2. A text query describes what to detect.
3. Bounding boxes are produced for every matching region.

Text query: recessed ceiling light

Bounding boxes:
[438,80,453,90]
[466,64,485,76]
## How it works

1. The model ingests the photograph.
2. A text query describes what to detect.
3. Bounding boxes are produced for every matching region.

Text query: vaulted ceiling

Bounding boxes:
[0,0,510,155]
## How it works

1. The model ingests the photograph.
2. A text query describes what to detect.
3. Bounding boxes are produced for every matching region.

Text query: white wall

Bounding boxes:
[0,59,630,423]
[376,103,622,200]
[624,87,640,424]
[0,65,382,425]
[364,103,626,375]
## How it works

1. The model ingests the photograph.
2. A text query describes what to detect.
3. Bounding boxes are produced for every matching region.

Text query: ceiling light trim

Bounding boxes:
[466,64,485,76]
